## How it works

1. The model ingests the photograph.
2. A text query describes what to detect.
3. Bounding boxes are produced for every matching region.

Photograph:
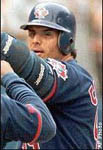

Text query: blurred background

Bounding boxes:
[1,0,102,148]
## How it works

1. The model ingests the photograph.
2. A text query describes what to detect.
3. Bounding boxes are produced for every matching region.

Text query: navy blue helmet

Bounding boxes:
[20,2,76,55]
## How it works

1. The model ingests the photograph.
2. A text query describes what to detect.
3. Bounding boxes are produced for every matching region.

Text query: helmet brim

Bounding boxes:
[20,20,71,33]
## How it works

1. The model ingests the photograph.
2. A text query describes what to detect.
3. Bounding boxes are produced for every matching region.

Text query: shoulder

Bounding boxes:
[66,60,93,79]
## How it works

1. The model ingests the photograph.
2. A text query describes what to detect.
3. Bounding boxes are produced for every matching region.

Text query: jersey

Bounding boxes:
[1,73,56,149]
[19,52,98,149]
[39,59,98,149]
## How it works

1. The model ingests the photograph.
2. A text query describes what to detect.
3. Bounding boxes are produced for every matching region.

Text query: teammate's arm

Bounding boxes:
[1,61,56,146]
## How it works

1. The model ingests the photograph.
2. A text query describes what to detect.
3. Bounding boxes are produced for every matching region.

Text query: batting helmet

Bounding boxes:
[20,2,76,55]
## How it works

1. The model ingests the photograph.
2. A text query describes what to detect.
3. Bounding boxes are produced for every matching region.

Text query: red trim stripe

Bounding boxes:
[31,109,42,143]
[43,79,57,102]
[25,104,42,143]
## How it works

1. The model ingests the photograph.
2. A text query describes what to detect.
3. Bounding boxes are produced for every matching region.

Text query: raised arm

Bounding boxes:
[1,33,56,99]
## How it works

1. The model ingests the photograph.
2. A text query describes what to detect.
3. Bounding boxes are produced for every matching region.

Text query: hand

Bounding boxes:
[1,60,14,77]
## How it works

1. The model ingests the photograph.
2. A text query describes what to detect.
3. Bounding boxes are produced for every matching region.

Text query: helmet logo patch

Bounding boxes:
[34,7,49,19]
[47,58,68,81]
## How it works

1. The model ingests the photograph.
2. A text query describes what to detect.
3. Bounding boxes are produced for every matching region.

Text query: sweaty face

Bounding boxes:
[27,26,64,59]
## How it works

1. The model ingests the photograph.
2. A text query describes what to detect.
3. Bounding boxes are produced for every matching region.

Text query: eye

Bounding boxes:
[44,31,52,36]
[28,31,35,38]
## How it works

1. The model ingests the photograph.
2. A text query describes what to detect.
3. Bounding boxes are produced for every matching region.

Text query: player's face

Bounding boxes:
[27,26,64,59]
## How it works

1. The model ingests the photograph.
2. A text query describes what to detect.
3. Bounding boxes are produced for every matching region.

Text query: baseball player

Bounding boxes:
[1,2,98,149]
[1,60,56,149]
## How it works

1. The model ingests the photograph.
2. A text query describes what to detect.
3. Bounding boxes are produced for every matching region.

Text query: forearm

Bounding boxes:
[2,73,56,143]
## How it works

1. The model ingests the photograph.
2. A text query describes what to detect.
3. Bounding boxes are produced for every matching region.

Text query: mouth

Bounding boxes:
[32,49,44,56]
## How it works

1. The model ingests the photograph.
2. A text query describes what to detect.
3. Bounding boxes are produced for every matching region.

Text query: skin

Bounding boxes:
[27,26,73,61]
[1,61,14,77]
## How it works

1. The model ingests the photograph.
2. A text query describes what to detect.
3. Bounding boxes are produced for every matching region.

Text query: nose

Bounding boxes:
[32,34,41,45]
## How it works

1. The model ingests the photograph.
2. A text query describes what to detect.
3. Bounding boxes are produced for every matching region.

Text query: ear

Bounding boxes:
[58,32,75,55]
